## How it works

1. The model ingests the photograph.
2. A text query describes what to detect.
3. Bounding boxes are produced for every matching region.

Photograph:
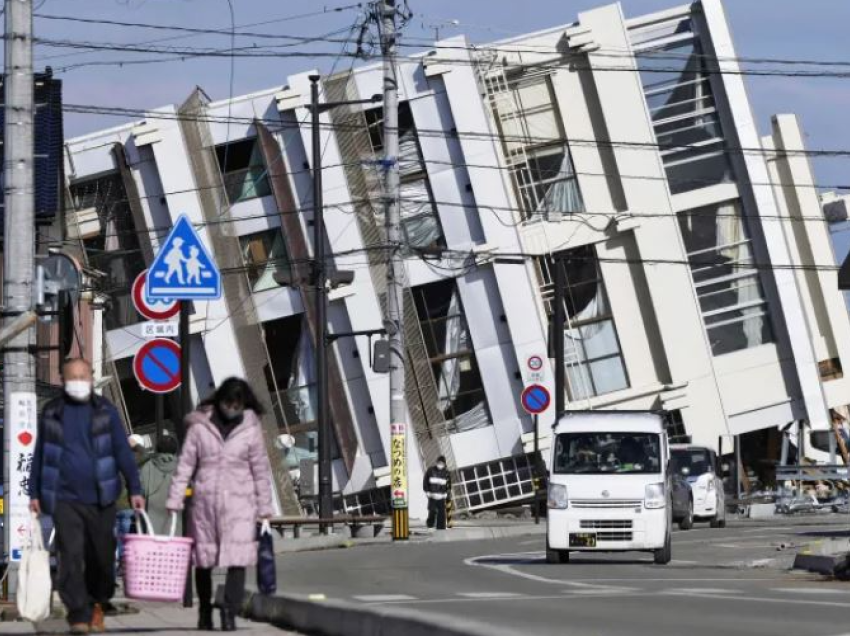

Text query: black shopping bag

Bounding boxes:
[256,527,277,595]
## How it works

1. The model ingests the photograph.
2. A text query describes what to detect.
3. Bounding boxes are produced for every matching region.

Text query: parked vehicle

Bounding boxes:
[546,411,673,565]
[670,444,726,528]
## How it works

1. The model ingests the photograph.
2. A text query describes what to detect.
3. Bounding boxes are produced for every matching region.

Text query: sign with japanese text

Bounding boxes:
[8,391,37,561]
[141,321,179,339]
[390,423,408,508]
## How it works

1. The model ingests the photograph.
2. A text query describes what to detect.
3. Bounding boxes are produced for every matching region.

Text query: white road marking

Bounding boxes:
[665,591,850,608]
[772,588,850,595]
[670,560,699,565]
[664,588,734,595]
[456,592,525,599]
[353,594,417,602]
[371,592,652,606]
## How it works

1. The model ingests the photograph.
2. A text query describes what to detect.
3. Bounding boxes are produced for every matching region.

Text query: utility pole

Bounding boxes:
[553,256,566,419]
[2,0,36,597]
[381,0,408,541]
[309,75,333,532]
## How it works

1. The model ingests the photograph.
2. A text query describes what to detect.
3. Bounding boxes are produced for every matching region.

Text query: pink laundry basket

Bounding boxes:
[123,510,194,602]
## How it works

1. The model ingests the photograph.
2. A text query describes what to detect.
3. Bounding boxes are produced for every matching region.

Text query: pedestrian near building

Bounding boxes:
[28,358,145,635]
[140,432,180,535]
[166,378,275,632]
[423,456,450,530]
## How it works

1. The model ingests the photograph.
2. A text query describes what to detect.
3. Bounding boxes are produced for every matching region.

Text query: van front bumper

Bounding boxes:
[547,507,667,551]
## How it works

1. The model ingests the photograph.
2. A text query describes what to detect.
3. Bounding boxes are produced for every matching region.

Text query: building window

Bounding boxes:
[819,358,843,381]
[488,72,584,220]
[412,279,490,433]
[239,228,290,292]
[215,138,272,204]
[633,30,734,194]
[456,454,537,510]
[678,200,774,355]
[365,103,445,250]
[537,245,629,401]
[69,173,146,331]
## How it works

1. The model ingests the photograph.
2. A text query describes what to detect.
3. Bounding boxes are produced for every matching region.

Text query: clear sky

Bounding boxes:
[26,0,850,247]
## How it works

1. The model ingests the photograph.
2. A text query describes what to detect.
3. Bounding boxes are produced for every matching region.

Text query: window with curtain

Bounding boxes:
[678,200,774,355]
[412,279,490,433]
[634,34,735,195]
[490,73,584,220]
[365,103,445,250]
[239,228,291,292]
[215,137,272,204]
[537,245,629,401]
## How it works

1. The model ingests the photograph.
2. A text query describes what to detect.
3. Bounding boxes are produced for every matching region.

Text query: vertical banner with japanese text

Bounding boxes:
[390,422,408,508]
[8,392,37,561]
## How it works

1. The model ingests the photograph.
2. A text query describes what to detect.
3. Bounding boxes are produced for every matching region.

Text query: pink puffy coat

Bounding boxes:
[166,407,274,569]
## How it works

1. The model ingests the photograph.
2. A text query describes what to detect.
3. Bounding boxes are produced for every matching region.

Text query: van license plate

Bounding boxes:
[570,533,597,548]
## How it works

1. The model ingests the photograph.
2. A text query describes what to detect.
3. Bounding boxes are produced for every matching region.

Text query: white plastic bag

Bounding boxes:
[16,513,52,623]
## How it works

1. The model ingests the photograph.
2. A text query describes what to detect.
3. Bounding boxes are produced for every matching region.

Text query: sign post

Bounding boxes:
[521,384,551,525]
[144,214,221,608]
[390,422,408,536]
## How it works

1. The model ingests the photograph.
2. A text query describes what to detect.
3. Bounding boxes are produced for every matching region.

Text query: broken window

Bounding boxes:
[215,137,272,204]
[489,73,584,220]
[365,103,445,251]
[634,33,734,194]
[68,173,146,330]
[239,228,291,293]
[678,200,774,355]
[412,279,490,433]
[537,245,629,401]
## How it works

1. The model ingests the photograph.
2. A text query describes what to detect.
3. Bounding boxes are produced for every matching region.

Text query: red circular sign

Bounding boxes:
[132,270,179,321]
[527,355,544,371]
[134,338,182,393]
[521,384,551,415]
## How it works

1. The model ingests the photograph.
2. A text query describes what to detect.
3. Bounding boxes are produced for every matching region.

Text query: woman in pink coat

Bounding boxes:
[167,378,274,632]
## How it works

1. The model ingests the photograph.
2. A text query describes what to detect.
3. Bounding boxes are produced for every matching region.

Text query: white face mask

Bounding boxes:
[65,380,92,402]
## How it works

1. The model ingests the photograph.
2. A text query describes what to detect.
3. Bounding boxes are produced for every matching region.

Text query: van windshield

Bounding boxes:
[671,449,712,476]
[553,432,662,474]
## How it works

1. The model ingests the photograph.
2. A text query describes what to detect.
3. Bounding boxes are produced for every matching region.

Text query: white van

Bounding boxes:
[546,411,672,565]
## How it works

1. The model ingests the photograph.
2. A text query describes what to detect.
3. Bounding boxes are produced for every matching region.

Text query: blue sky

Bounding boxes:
[29,0,850,256]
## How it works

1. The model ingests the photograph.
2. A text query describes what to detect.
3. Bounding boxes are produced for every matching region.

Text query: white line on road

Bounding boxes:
[664,588,734,595]
[662,591,850,608]
[456,592,526,599]
[772,588,850,595]
[352,594,417,602]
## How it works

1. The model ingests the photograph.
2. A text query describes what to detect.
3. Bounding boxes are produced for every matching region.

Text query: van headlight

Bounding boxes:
[548,484,568,510]
[644,483,665,509]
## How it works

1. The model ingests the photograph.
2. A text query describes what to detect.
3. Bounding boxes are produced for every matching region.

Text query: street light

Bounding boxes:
[274,75,381,532]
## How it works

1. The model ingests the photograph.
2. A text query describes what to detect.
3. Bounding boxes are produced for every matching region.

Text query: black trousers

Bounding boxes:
[54,501,117,625]
[196,567,246,612]
[427,498,447,530]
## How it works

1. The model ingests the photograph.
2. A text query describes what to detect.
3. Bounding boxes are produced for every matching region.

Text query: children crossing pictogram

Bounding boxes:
[147,215,221,300]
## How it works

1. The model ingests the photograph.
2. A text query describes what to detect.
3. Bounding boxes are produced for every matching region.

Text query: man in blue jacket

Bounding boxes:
[29,358,145,634]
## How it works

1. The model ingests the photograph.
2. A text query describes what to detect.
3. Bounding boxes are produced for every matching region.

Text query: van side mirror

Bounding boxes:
[680,466,690,476]
[721,462,730,476]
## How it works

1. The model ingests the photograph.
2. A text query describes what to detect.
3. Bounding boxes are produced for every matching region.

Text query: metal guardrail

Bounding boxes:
[775,464,850,483]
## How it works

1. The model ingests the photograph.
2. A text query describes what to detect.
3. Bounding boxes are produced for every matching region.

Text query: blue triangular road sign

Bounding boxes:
[147,215,221,300]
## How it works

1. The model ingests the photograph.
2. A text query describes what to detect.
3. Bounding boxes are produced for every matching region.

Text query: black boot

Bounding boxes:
[198,606,214,631]
[220,608,237,632]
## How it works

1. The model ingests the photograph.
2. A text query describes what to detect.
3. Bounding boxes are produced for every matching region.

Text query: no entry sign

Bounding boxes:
[134,338,182,393]
[132,270,179,321]
[521,384,551,415]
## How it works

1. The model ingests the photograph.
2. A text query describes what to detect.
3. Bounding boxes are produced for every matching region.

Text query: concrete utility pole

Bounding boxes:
[381,0,409,541]
[2,0,36,596]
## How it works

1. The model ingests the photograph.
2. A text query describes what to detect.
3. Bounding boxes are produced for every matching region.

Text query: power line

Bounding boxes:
[63,101,850,160]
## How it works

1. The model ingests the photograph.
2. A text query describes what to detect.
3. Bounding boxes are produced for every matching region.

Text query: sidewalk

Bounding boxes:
[3,601,301,634]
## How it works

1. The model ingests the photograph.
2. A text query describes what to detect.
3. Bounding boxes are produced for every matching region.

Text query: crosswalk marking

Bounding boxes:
[353,594,418,602]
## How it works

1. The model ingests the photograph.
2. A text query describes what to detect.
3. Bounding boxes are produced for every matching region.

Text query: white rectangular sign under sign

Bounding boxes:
[141,321,179,339]
[8,391,37,562]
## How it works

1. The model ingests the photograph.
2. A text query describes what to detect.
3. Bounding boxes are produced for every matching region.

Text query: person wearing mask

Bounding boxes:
[140,433,180,535]
[423,456,450,531]
[29,358,144,635]
[167,378,274,632]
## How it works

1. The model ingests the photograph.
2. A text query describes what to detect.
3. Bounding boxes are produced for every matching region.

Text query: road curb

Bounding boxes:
[239,591,516,636]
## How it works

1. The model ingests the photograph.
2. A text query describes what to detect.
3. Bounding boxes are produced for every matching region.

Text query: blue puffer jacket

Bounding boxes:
[31,395,123,516]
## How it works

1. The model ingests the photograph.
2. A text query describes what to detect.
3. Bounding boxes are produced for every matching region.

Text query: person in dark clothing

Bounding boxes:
[423,456,450,530]
[29,358,144,635]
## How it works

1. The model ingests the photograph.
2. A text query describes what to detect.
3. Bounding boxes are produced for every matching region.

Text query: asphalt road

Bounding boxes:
[275,518,850,636]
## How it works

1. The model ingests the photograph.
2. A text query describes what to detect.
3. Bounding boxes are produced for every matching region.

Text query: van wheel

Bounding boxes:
[710,515,726,529]
[710,494,727,528]
[653,534,672,565]
[546,541,570,564]
[678,499,694,531]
